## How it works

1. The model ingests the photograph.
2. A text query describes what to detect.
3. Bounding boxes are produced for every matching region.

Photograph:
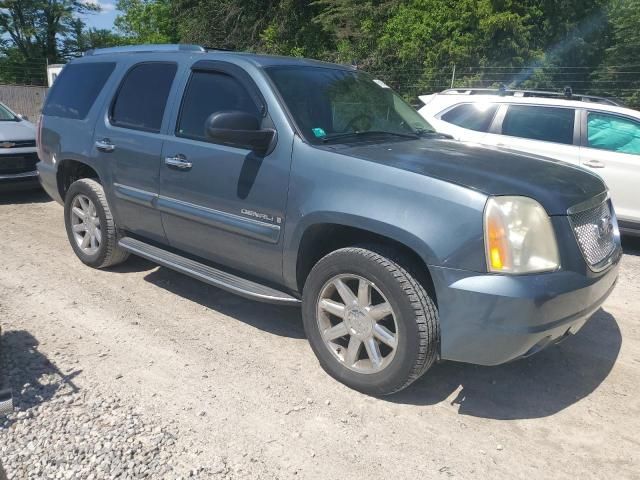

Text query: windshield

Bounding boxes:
[0,103,17,121]
[266,66,434,144]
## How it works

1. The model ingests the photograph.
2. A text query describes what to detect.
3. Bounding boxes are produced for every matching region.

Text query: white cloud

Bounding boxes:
[83,0,117,14]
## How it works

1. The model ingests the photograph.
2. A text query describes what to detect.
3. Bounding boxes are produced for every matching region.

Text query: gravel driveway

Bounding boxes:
[1,190,639,479]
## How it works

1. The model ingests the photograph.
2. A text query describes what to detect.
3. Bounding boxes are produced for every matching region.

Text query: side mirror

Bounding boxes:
[205,111,276,156]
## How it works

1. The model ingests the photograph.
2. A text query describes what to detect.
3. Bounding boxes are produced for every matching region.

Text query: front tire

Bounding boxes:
[64,178,129,268]
[302,246,439,395]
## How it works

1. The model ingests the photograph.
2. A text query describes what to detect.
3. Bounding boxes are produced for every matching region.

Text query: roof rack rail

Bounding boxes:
[85,44,206,56]
[440,87,623,107]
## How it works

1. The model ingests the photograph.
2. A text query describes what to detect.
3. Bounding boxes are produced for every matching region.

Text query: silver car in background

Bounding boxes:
[0,102,39,191]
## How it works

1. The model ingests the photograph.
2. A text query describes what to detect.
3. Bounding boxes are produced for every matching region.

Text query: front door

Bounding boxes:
[580,110,640,224]
[158,63,292,284]
[93,61,178,244]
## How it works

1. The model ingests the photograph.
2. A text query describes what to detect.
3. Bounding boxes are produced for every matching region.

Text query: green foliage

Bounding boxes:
[1,0,638,106]
[115,0,179,43]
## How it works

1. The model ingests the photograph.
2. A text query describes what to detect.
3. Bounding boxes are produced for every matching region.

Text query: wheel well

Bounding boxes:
[296,224,437,305]
[57,160,99,200]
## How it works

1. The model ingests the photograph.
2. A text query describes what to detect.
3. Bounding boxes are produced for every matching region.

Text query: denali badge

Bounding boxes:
[241,208,275,223]
[0,142,16,148]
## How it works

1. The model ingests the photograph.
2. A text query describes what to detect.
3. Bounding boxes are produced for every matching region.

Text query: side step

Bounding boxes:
[118,237,301,305]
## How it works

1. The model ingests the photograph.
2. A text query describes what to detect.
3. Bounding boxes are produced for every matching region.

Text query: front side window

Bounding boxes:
[502,105,575,145]
[0,103,17,121]
[440,103,499,132]
[111,62,177,132]
[587,112,640,155]
[266,66,434,144]
[177,71,260,141]
[43,62,115,120]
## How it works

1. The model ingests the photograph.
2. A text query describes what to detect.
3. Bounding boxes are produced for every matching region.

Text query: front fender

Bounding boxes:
[282,138,489,290]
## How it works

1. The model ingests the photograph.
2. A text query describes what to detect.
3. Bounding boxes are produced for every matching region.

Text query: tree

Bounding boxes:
[0,0,99,63]
[115,0,179,43]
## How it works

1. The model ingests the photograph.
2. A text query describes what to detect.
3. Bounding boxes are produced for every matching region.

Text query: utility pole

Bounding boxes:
[450,64,456,88]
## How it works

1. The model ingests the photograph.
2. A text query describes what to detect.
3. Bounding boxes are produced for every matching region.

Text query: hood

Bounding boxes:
[335,138,606,215]
[0,120,36,142]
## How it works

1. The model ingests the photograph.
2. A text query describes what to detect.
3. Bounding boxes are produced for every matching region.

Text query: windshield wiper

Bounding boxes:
[321,130,419,143]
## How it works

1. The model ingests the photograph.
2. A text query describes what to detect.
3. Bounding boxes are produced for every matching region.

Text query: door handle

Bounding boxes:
[165,155,192,170]
[95,139,115,153]
[584,159,605,169]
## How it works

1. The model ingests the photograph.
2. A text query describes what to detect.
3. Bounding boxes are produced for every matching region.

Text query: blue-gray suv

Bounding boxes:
[37,45,622,395]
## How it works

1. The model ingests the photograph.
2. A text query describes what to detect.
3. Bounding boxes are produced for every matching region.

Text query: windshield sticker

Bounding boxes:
[312,127,327,138]
[373,79,391,89]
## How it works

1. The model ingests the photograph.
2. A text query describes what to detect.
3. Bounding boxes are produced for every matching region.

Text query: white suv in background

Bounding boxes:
[418,89,640,235]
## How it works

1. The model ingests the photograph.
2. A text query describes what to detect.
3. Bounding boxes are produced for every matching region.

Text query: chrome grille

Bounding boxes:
[569,200,617,269]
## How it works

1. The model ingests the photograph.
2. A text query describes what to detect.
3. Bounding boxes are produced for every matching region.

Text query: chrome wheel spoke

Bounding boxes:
[364,337,383,368]
[357,279,370,307]
[319,299,346,319]
[72,223,86,233]
[94,227,102,244]
[72,207,84,219]
[80,233,91,249]
[368,302,392,321]
[333,278,357,305]
[324,322,348,341]
[373,324,397,348]
[345,336,362,366]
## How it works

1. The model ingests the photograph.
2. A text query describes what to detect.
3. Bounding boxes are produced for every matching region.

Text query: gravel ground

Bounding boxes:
[1,190,639,479]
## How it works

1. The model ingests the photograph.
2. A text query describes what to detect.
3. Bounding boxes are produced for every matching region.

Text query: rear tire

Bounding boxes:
[64,178,129,268]
[302,245,439,395]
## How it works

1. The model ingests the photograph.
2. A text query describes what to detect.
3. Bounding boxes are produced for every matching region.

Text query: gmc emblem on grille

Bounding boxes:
[0,142,16,148]
[598,214,613,237]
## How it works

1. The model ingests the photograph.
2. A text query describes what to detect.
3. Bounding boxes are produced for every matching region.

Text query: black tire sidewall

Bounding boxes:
[64,181,110,268]
[302,249,427,395]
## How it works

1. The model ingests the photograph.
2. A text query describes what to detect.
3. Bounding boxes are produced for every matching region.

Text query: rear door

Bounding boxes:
[579,110,640,224]
[92,61,178,244]
[158,61,291,284]
[482,104,581,165]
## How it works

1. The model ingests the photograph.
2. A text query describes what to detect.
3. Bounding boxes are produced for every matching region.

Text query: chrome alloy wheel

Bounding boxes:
[316,274,398,374]
[69,194,102,255]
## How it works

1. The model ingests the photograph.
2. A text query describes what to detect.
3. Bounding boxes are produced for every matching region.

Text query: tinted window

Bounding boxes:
[587,112,640,155]
[502,105,575,145]
[177,71,259,140]
[441,103,498,132]
[43,62,115,119]
[111,62,177,132]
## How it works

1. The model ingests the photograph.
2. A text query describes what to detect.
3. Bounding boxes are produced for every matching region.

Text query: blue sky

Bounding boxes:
[81,1,119,31]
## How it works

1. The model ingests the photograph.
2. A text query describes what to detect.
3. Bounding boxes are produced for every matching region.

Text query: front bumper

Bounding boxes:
[0,170,40,191]
[431,252,621,365]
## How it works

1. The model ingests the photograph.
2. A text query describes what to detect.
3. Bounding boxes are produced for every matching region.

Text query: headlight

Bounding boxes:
[484,196,560,274]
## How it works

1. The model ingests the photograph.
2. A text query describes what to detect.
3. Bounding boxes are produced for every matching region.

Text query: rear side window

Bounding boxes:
[177,71,260,141]
[111,62,177,132]
[440,103,499,132]
[587,112,640,155]
[501,105,575,145]
[43,62,115,119]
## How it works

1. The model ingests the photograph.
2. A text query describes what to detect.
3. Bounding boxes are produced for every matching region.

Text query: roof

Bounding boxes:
[420,91,640,118]
[81,43,354,70]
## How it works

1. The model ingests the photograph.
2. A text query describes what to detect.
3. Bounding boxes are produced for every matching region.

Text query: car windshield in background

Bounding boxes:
[266,66,434,144]
[0,104,17,121]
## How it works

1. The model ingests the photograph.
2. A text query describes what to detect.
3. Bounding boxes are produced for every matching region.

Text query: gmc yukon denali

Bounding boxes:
[37,45,621,395]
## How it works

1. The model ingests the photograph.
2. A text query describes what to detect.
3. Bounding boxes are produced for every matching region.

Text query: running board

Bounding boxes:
[118,237,301,305]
